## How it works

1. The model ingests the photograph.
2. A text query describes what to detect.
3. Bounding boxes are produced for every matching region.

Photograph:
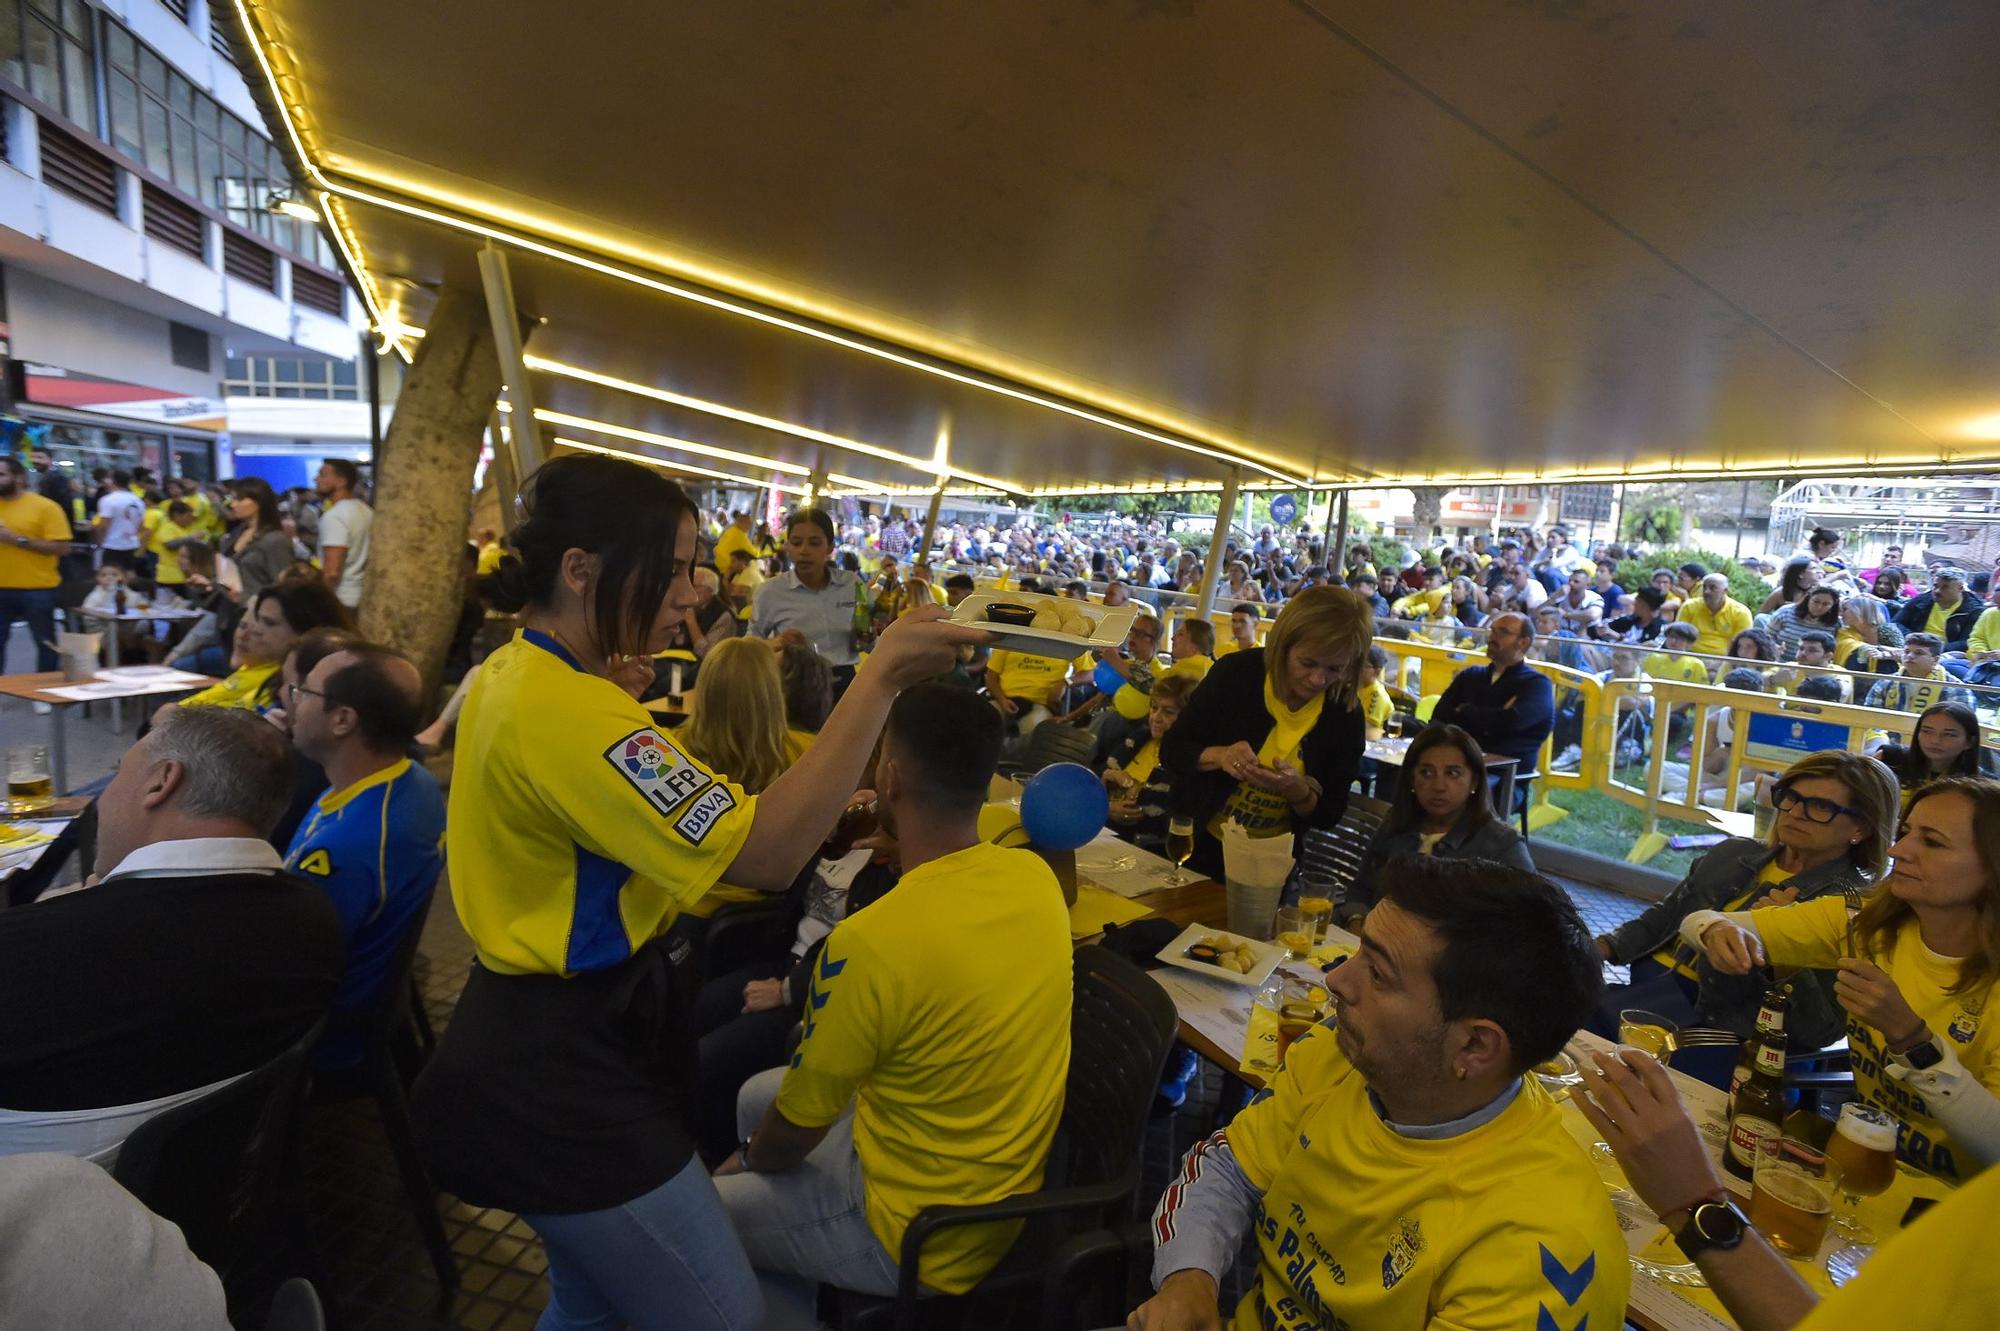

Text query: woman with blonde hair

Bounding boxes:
[1161,586,1372,876]
[1592,750,1899,1084]
[1689,775,2000,1181]
[674,636,800,925]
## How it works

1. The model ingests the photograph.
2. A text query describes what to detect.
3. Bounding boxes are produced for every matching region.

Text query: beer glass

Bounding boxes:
[1748,1135,1839,1259]
[1273,906,1315,960]
[1163,816,1195,886]
[6,746,53,815]
[1825,1103,1897,1243]
[1617,1008,1680,1062]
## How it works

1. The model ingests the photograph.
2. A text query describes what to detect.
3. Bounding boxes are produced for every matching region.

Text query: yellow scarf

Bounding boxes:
[1125,738,1161,785]
[1214,678,1326,839]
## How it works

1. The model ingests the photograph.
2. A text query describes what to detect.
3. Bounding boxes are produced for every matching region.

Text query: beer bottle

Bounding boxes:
[1725,982,1791,1180]
[1729,984,1789,1101]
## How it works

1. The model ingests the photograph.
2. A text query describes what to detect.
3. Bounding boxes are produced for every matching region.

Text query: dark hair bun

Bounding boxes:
[483,554,531,614]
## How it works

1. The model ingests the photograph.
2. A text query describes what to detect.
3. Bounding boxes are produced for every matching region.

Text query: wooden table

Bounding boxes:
[75,606,203,729]
[0,795,89,907]
[0,671,218,792]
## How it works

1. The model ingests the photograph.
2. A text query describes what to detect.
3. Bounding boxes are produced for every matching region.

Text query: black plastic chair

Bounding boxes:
[264,1276,326,1331]
[823,945,1179,1330]
[309,892,459,1303]
[1295,792,1390,901]
[997,719,1099,779]
[112,1017,325,1285]
[1512,770,1541,837]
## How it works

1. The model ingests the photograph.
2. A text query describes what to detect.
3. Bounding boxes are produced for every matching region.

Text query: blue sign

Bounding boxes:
[1744,711,1854,767]
[1268,493,1298,525]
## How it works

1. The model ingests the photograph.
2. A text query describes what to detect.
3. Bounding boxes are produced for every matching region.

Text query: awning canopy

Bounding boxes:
[232,1,2000,496]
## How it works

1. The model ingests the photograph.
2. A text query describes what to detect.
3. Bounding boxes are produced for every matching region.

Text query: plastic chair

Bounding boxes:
[308,892,458,1303]
[997,719,1099,779]
[822,945,1179,1330]
[263,1277,326,1331]
[1295,792,1391,903]
[112,1017,325,1284]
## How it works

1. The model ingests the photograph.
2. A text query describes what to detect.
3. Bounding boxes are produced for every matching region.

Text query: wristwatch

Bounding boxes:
[1670,1198,1747,1261]
[1897,1032,1946,1070]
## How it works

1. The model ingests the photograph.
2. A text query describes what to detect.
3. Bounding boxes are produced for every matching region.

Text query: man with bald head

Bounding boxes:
[1431,610,1556,779]
[285,643,445,1070]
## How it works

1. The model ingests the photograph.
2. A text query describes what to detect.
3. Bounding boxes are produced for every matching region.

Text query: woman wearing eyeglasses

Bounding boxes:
[1589,751,1900,1086]
[1687,777,2000,1182]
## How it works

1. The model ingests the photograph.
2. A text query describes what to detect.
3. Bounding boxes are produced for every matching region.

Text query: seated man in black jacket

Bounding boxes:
[1431,611,1555,795]
[0,706,344,1164]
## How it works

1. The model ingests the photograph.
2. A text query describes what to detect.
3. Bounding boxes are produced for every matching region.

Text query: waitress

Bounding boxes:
[410,455,978,1330]
[1161,585,1372,877]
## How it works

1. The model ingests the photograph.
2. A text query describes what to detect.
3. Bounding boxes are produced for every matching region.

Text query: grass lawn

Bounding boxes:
[1529,781,1718,880]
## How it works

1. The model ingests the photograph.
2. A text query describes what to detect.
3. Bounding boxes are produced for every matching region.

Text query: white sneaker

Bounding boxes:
[1554,743,1582,768]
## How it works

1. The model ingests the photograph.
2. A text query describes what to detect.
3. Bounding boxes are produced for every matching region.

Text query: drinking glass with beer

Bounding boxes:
[5,746,53,815]
[1825,1103,1897,1243]
[1617,1008,1680,1062]
[1748,1134,1840,1259]
[1163,816,1195,886]
[1273,906,1315,960]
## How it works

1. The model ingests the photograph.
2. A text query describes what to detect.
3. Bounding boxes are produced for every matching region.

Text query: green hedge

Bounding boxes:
[1613,545,1767,612]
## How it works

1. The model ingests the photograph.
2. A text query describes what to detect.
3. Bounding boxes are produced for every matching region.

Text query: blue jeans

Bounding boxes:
[0,586,59,672]
[713,1068,904,1331]
[522,1155,763,1331]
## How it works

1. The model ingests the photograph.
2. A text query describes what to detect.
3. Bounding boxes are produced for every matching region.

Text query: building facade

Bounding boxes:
[0,0,371,494]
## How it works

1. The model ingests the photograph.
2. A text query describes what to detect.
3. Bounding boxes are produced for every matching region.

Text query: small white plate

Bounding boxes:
[951,591,1138,661]
[1156,923,1285,988]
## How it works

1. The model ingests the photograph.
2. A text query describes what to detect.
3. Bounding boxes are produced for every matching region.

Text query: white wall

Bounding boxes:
[6,266,220,397]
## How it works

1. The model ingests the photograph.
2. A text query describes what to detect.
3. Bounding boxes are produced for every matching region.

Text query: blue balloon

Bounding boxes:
[1093,659,1126,694]
[1020,762,1109,852]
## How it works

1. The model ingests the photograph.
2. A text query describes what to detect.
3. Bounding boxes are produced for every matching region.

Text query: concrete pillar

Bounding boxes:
[918,485,946,566]
[358,285,508,692]
[1330,491,1351,578]
[477,244,544,475]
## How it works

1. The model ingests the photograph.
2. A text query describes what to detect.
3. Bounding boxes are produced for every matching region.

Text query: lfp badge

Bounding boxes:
[605,728,714,820]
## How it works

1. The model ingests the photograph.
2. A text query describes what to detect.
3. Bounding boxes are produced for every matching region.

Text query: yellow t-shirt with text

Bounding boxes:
[1652,861,1786,981]
[1205,1022,1628,1331]
[1360,679,1394,732]
[1643,652,1711,685]
[775,840,1071,1293]
[447,631,755,976]
[989,648,1085,706]
[1755,895,2000,1181]
[179,661,279,711]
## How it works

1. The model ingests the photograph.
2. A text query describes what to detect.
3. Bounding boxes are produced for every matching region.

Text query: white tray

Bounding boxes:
[951,590,1137,660]
[1156,922,1285,989]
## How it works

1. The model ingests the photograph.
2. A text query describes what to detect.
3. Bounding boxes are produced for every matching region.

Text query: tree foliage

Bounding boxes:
[1612,544,1767,613]
[1621,502,1683,546]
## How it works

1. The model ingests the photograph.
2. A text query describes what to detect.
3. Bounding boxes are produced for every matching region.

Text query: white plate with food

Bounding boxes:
[950,591,1138,661]
[1156,924,1286,988]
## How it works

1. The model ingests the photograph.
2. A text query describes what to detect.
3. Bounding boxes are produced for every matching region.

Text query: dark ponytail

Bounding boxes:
[495,455,697,660]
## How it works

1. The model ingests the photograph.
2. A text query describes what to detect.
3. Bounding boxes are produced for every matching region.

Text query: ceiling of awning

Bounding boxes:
[236,0,2000,494]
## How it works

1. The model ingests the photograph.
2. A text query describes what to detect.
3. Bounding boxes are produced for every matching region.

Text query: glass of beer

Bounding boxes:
[1825,1103,1897,1243]
[6,746,53,815]
[1164,816,1195,886]
[1749,1134,1840,1259]
[1273,906,1315,960]
[1617,1008,1680,1062]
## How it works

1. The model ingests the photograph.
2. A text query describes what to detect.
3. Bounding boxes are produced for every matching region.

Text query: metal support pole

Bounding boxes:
[1330,491,1351,578]
[1193,468,1241,622]
[363,329,383,456]
[1734,480,1750,559]
[488,407,520,535]
[476,244,545,476]
[919,484,946,567]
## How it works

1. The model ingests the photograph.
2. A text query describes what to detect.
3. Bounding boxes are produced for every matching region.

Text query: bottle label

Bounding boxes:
[1753,1044,1786,1076]
[1728,1114,1778,1168]
[1755,1002,1783,1031]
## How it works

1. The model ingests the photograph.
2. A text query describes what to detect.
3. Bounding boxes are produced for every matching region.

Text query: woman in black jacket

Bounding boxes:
[1161,586,1372,877]
[1343,724,1534,923]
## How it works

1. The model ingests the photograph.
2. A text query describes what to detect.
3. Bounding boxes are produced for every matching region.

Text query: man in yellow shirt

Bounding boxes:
[0,455,75,673]
[1215,602,1261,656]
[715,684,1071,1315]
[714,510,757,572]
[1128,859,1627,1331]
[1678,572,1753,659]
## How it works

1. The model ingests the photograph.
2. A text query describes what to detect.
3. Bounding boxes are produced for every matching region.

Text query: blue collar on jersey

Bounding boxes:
[522,627,585,673]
